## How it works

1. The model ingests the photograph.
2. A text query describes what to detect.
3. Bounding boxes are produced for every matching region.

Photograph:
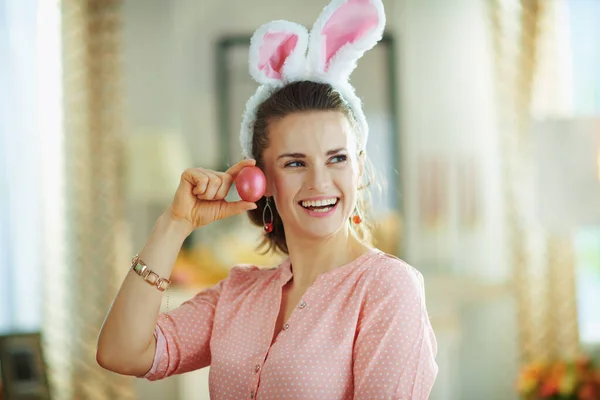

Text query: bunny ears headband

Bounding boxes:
[239,0,386,159]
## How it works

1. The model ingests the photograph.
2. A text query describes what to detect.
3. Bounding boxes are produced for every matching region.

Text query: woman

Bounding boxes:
[97,0,438,398]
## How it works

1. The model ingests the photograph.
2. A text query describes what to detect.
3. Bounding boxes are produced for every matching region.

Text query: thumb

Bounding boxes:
[220,200,257,218]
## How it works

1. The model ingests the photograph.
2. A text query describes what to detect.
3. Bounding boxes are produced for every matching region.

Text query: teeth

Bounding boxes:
[301,198,337,208]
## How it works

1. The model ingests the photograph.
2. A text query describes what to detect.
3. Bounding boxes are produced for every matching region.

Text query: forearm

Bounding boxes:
[96,210,192,375]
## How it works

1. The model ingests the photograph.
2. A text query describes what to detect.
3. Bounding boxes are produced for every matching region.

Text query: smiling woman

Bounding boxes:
[97,0,438,398]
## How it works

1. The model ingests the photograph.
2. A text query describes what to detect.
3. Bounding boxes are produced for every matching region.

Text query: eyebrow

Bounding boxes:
[277,147,347,160]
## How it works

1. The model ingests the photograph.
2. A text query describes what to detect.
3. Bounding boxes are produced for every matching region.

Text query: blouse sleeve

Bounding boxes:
[140,278,226,381]
[353,259,438,399]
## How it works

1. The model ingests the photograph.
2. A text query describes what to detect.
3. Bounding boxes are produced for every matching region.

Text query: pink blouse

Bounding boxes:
[141,248,438,399]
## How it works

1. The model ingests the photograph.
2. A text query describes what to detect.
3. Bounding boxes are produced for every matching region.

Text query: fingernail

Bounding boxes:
[249,204,257,210]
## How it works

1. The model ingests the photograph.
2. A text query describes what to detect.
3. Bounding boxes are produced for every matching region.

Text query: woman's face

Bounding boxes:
[262,110,362,241]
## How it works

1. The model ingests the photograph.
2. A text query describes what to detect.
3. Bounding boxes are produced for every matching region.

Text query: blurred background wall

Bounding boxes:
[1,0,599,399]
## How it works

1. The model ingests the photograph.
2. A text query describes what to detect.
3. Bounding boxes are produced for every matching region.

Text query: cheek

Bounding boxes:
[273,172,301,202]
[337,166,359,189]
[336,169,359,210]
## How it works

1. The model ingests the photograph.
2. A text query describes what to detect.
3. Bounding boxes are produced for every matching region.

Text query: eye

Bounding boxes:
[329,154,348,164]
[284,160,304,168]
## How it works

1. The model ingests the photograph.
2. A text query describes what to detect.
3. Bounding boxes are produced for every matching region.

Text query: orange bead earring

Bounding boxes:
[352,208,362,224]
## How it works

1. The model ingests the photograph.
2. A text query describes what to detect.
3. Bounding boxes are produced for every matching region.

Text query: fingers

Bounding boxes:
[220,200,257,219]
[183,169,208,194]
[225,158,257,178]
[183,169,232,201]
[214,172,234,200]
[202,170,222,199]
[183,159,257,202]
[190,176,208,196]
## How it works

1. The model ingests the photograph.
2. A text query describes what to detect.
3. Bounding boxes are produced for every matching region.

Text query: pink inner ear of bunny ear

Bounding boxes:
[258,32,299,79]
[322,0,380,71]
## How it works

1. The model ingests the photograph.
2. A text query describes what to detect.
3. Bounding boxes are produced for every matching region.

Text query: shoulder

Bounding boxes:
[222,261,283,288]
[366,251,425,298]
[357,252,429,322]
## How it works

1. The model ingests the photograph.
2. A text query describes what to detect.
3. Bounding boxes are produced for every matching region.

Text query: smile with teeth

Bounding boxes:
[299,198,339,213]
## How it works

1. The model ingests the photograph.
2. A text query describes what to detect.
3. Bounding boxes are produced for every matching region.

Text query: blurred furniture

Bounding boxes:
[0,332,51,400]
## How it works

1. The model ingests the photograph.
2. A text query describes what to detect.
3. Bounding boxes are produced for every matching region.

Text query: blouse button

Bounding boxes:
[283,323,289,331]
[299,301,307,309]
[254,364,260,373]
[250,391,255,399]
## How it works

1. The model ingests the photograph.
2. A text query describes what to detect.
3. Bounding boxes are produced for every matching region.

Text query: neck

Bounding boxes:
[284,226,372,288]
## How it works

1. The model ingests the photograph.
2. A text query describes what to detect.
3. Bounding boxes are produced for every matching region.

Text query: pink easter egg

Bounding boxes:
[235,166,266,202]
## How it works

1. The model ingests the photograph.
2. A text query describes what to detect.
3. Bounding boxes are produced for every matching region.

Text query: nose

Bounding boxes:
[306,165,332,192]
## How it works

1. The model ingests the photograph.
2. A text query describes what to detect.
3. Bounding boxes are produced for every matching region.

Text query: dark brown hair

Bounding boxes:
[247,81,377,254]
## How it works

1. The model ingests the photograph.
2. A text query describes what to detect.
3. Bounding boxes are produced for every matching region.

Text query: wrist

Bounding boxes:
[158,209,193,241]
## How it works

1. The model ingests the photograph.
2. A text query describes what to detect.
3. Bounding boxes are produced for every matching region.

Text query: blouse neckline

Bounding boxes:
[277,247,382,285]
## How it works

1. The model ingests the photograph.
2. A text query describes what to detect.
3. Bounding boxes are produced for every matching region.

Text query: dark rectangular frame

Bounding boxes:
[0,332,51,400]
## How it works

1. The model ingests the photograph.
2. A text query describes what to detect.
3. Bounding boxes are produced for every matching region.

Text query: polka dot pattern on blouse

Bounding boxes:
[141,248,438,399]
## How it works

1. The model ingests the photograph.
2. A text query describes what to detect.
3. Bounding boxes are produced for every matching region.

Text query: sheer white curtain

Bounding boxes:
[0,0,62,333]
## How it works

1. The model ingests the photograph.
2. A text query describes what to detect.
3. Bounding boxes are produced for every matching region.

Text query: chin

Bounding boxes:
[296,208,351,240]
[302,223,344,240]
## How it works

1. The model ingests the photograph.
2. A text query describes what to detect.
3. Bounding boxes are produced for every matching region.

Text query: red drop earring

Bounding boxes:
[263,197,274,233]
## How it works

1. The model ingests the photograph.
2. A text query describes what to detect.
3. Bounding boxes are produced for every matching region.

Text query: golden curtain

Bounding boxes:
[488,0,580,363]
[43,1,135,398]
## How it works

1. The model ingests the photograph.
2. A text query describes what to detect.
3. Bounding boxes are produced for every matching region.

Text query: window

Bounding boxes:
[0,0,62,333]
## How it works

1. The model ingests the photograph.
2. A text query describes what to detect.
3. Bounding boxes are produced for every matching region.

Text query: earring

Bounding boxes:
[352,207,362,224]
[263,197,274,233]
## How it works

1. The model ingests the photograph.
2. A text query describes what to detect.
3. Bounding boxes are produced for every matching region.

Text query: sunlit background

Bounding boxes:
[1,0,599,399]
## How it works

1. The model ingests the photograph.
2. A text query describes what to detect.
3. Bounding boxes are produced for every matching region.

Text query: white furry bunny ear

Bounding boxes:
[249,20,309,85]
[308,0,386,82]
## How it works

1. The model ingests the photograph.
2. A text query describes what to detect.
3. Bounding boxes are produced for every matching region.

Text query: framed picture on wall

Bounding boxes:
[0,332,50,400]
[214,33,404,256]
